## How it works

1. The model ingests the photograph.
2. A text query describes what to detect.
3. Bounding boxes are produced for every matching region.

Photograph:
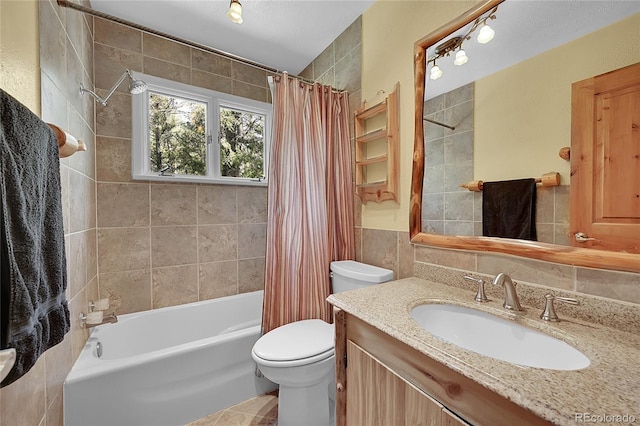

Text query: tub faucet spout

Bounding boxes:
[103,313,118,324]
[492,273,522,311]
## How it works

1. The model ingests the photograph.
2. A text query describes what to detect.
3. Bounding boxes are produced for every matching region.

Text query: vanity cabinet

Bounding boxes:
[335,311,551,426]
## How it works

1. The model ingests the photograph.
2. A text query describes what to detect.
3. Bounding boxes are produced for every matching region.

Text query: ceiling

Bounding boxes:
[425,0,640,99]
[90,0,375,74]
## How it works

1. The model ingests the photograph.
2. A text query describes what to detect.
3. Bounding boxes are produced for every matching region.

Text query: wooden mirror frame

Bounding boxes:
[410,0,640,273]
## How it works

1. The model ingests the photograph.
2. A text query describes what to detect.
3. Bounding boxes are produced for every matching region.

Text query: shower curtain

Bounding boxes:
[261,74,354,334]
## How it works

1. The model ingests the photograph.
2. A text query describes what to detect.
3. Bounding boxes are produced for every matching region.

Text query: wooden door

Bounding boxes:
[571,62,640,253]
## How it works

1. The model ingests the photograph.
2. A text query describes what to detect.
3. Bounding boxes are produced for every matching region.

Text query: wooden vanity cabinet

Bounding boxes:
[334,311,551,426]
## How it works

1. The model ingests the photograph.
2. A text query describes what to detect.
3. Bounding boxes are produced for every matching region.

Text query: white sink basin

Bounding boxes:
[411,304,590,370]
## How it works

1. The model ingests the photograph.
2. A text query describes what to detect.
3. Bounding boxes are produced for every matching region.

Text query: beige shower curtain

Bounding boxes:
[261,74,354,334]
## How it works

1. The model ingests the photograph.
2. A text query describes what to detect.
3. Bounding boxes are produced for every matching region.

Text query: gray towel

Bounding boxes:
[0,89,70,387]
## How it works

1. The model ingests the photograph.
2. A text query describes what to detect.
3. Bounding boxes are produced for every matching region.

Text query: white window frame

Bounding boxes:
[132,73,271,186]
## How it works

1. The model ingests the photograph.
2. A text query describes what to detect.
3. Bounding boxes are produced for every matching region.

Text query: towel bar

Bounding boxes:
[47,123,86,158]
[460,172,560,192]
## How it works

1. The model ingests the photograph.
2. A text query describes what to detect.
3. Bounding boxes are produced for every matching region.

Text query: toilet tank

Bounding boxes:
[330,260,394,293]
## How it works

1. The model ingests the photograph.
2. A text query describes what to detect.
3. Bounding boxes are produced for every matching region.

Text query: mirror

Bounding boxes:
[411,0,640,273]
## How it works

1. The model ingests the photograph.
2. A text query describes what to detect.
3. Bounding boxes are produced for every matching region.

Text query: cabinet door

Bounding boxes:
[442,408,471,426]
[346,340,442,426]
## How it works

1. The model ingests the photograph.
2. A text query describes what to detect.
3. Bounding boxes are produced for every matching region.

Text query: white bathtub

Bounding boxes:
[64,291,276,426]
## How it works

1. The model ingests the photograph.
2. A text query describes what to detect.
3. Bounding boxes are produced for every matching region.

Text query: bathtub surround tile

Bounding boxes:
[94,18,142,53]
[153,265,198,308]
[96,136,132,182]
[68,288,90,366]
[69,231,88,298]
[237,187,268,223]
[231,61,268,87]
[199,261,238,300]
[197,185,237,225]
[93,43,143,94]
[46,391,65,426]
[97,183,150,227]
[96,91,132,139]
[191,49,232,77]
[98,227,150,273]
[232,81,268,103]
[191,69,233,94]
[238,258,266,294]
[143,33,191,66]
[151,185,197,226]
[198,225,238,263]
[0,352,46,426]
[99,269,152,314]
[143,56,191,85]
[151,226,197,267]
[238,224,267,259]
[44,331,72,409]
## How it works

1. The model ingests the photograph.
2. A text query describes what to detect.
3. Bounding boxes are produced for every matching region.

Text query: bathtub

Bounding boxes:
[64,291,276,426]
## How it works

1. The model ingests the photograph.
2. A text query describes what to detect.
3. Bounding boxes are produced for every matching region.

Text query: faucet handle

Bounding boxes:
[540,294,579,322]
[463,276,488,302]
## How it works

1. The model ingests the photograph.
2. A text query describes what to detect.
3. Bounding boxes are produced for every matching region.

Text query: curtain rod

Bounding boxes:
[56,0,320,86]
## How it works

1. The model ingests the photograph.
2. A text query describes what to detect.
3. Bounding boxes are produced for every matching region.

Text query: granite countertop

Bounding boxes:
[327,277,640,426]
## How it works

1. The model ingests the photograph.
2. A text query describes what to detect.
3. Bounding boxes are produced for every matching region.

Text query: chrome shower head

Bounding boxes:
[80,69,147,106]
[129,79,148,95]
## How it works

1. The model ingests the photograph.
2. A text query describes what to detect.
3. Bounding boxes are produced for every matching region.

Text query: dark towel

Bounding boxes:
[0,89,70,387]
[482,178,537,240]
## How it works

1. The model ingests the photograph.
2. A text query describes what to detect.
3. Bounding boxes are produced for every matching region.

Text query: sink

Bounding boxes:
[410,304,590,370]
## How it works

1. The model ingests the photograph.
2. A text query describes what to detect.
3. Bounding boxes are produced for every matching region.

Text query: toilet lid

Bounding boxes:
[253,319,334,362]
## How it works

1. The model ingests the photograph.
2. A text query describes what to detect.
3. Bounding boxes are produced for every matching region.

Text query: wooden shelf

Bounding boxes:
[354,82,399,204]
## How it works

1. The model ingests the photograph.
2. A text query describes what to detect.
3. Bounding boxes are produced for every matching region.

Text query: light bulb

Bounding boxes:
[227,0,243,24]
[477,24,494,44]
[430,65,443,80]
[454,50,468,66]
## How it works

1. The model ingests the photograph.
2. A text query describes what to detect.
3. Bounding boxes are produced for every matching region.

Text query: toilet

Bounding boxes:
[252,260,394,426]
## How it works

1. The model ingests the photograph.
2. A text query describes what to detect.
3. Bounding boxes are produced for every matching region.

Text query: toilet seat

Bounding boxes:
[252,319,335,368]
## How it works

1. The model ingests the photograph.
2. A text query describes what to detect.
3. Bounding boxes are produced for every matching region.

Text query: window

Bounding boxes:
[132,73,271,185]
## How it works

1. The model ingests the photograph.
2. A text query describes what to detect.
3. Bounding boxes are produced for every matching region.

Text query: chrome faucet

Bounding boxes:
[491,273,522,311]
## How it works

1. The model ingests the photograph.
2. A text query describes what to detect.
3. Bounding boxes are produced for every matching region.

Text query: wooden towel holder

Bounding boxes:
[460,172,560,192]
[47,123,86,158]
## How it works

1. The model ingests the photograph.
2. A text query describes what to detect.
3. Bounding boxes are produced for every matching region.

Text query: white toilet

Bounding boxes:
[252,260,394,426]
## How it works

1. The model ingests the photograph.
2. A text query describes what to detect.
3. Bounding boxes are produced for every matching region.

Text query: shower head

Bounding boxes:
[129,79,148,95]
[80,69,147,106]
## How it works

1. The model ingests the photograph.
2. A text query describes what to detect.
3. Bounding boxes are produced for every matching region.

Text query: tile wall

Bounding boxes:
[1,1,97,425]
[93,17,269,314]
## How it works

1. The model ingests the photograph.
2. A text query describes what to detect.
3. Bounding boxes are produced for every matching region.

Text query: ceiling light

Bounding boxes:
[477,23,495,44]
[227,0,243,24]
[453,49,468,66]
[430,64,443,80]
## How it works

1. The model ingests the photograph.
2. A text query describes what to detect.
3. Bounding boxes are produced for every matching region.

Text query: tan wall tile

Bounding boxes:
[334,46,361,93]
[237,187,267,223]
[477,253,574,290]
[0,352,46,426]
[94,18,141,53]
[151,226,197,267]
[46,390,64,426]
[96,136,132,182]
[231,81,268,102]
[414,246,476,271]
[97,183,150,227]
[231,61,267,87]
[98,227,150,273]
[198,225,238,262]
[68,289,89,362]
[354,227,362,262]
[576,268,640,304]
[93,43,143,93]
[199,261,238,299]
[143,33,191,66]
[238,258,265,293]
[536,186,554,223]
[362,228,398,274]
[143,56,191,85]
[150,185,197,226]
[152,265,198,308]
[197,185,237,225]
[335,17,361,61]
[313,43,334,79]
[68,170,92,233]
[99,269,152,314]
[39,0,67,92]
[191,69,232,94]
[96,91,132,139]
[44,334,72,410]
[191,49,231,77]
[68,231,88,298]
[397,232,414,279]
[238,223,267,259]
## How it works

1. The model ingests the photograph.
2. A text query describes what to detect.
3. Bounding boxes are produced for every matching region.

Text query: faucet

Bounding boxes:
[491,273,522,311]
[80,311,118,328]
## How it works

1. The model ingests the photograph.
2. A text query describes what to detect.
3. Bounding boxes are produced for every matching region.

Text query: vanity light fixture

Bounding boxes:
[227,0,243,24]
[426,6,498,77]
[430,61,443,80]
